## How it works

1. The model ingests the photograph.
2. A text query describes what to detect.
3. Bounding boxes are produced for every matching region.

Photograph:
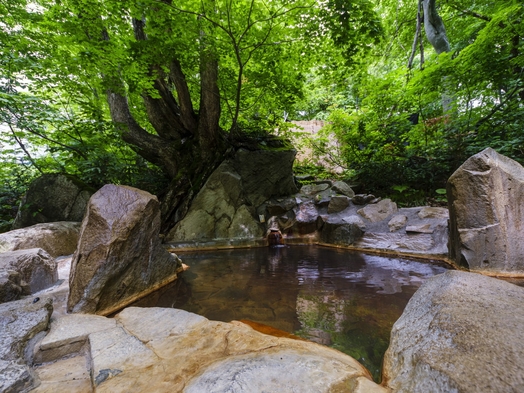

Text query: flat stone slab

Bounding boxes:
[115,307,207,342]
[417,206,448,219]
[405,224,433,234]
[31,307,386,393]
[30,355,91,393]
[89,327,159,386]
[353,232,444,255]
[37,314,116,363]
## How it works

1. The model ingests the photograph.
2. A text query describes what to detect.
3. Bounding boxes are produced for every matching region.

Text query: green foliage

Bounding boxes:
[293,163,336,180]
[2,0,524,210]
[0,163,36,232]
[292,0,524,203]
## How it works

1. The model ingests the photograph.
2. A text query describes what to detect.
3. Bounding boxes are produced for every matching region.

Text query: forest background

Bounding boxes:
[1,0,523,232]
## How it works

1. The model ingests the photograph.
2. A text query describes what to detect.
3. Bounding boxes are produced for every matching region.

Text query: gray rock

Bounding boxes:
[343,215,366,231]
[0,296,53,392]
[295,174,315,182]
[352,194,376,205]
[291,201,320,235]
[0,360,33,393]
[406,224,434,234]
[0,221,81,257]
[319,215,364,246]
[67,185,182,315]
[232,149,298,207]
[383,270,524,393]
[267,198,297,216]
[388,215,407,232]
[314,179,333,187]
[300,183,330,195]
[36,314,117,363]
[332,181,355,198]
[0,248,57,295]
[447,148,524,274]
[184,350,364,393]
[327,196,351,214]
[13,173,94,229]
[0,270,23,303]
[314,197,331,208]
[357,199,398,223]
[417,206,448,219]
[167,161,263,242]
[167,149,296,244]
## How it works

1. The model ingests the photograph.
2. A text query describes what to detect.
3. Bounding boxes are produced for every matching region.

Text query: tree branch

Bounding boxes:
[447,4,491,22]
[106,90,179,178]
[132,17,189,141]
[169,59,198,131]
[8,123,44,174]
[407,0,423,69]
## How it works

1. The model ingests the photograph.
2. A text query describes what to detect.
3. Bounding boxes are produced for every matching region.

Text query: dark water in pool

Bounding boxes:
[131,245,450,381]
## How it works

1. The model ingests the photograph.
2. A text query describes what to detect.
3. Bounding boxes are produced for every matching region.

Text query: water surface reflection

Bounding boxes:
[131,245,449,381]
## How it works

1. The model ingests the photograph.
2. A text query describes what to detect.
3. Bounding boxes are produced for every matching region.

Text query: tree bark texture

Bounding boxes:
[104,16,228,233]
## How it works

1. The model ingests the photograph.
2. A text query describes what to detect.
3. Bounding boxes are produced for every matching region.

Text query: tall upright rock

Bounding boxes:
[447,148,524,274]
[67,185,182,315]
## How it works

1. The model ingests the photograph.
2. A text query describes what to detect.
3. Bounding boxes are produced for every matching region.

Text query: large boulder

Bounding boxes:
[447,148,524,274]
[0,296,53,393]
[319,215,365,246]
[33,307,387,393]
[290,200,320,235]
[383,270,524,393]
[332,180,355,198]
[165,161,264,242]
[67,185,182,315]
[357,199,397,223]
[0,248,57,297]
[0,271,23,303]
[12,173,94,229]
[232,149,298,207]
[166,149,297,244]
[0,221,81,257]
[327,195,351,214]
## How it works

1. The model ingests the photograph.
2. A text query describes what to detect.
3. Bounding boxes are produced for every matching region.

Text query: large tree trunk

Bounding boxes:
[105,17,228,234]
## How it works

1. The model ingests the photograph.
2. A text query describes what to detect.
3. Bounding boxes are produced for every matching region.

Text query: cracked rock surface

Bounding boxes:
[383,271,524,393]
[29,307,388,393]
[0,296,53,393]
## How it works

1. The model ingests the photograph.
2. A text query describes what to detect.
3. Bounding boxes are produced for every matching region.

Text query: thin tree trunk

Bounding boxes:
[408,0,424,69]
[422,0,450,54]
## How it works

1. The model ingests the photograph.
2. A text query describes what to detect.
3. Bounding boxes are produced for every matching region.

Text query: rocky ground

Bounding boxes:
[1,257,388,393]
[3,147,524,392]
